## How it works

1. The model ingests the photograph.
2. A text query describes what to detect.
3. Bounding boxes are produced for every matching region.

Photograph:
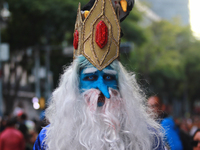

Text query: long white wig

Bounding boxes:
[44,56,163,150]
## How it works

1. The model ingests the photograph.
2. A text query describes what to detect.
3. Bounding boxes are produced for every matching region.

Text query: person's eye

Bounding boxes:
[104,75,115,80]
[83,75,97,81]
[105,76,111,80]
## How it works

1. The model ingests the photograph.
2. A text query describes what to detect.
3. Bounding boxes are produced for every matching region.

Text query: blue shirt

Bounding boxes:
[161,117,183,150]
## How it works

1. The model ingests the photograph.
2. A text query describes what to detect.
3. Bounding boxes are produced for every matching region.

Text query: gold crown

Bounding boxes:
[73,0,121,70]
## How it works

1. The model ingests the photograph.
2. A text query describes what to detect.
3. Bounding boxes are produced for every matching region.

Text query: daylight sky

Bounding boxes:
[189,0,200,39]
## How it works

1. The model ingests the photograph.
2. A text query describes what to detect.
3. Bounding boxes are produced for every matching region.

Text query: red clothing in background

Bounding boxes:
[0,127,25,150]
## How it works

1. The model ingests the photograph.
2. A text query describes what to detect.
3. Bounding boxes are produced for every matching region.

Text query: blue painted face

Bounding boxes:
[79,65,118,100]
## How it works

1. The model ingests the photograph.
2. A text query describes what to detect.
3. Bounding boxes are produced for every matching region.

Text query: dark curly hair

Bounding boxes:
[193,129,200,139]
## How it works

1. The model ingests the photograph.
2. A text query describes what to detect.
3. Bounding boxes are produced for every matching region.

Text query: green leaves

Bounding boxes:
[121,9,148,45]
[121,20,200,100]
[3,0,87,49]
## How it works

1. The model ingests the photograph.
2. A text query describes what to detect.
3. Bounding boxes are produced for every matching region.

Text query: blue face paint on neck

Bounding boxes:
[79,65,118,100]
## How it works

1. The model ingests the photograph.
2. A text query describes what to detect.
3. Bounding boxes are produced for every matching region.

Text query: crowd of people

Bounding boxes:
[147,96,200,150]
[0,111,47,150]
[0,100,199,150]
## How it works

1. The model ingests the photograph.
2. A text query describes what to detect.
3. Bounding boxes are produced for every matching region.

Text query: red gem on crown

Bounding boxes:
[95,21,108,49]
[73,30,79,50]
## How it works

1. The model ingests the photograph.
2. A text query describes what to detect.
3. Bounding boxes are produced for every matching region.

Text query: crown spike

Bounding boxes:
[73,0,121,70]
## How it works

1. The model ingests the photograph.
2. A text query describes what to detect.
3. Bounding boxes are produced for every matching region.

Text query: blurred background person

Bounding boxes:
[0,117,25,150]
[190,116,200,136]
[0,116,8,133]
[147,95,167,121]
[148,96,185,150]
[17,112,38,150]
[17,113,28,141]
[192,129,200,150]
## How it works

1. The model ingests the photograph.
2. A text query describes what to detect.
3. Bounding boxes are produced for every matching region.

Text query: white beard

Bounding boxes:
[44,58,163,150]
[45,88,130,150]
[79,88,126,150]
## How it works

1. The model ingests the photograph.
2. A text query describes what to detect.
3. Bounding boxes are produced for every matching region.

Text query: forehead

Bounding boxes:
[194,132,200,140]
[82,66,117,75]
[148,97,160,105]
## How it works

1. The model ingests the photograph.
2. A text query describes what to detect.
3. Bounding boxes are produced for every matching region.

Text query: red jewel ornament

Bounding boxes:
[95,20,108,49]
[73,30,79,50]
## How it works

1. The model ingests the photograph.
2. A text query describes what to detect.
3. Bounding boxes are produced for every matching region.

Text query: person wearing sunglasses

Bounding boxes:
[192,129,200,150]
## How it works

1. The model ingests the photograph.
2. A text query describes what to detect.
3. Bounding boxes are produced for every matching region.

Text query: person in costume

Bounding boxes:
[33,0,165,149]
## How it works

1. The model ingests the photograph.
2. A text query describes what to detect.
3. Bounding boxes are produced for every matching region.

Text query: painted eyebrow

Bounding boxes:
[82,67,98,74]
[103,69,117,75]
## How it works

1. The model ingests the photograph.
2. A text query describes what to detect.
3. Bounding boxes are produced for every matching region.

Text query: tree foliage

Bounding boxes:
[3,0,88,49]
[121,20,200,108]
[121,8,148,45]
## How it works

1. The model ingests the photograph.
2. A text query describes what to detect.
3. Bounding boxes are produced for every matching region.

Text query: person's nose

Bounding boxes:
[95,77,110,99]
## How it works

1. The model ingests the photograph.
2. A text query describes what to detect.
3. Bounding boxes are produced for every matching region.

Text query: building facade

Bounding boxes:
[139,0,190,25]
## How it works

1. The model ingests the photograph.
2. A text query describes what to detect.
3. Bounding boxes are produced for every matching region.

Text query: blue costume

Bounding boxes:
[33,125,49,150]
[33,0,166,149]
[33,124,165,150]
[161,117,183,150]
[33,64,166,150]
